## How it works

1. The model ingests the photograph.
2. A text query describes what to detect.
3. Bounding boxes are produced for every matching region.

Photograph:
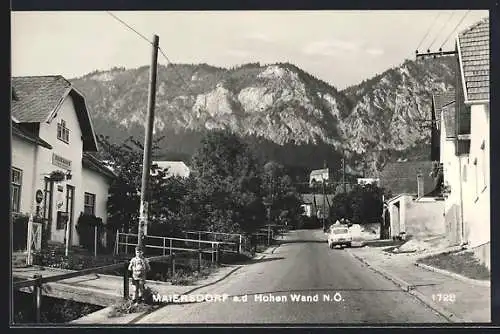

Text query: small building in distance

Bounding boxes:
[151,161,190,179]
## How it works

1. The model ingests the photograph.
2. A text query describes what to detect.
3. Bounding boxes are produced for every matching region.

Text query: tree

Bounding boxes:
[329,183,384,225]
[262,161,304,227]
[96,135,188,235]
[189,130,265,234]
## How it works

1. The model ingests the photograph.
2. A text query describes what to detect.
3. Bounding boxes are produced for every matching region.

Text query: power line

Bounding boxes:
[105,11,202,106]
[427,12,455,51]
[416,12,442,51]
[439,10,471,50]
[106,11,153,45]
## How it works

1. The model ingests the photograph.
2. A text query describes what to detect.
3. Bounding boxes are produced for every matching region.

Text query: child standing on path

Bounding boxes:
[128,246,151,303]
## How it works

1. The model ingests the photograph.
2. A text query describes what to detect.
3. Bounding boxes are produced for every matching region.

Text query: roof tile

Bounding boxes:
[11,76,71,122]
[379,161,436,196]
[432,91,455,121]
[458,17,490,102]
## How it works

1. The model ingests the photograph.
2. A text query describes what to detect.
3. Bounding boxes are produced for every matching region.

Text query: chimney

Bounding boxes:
[417,172,424,198]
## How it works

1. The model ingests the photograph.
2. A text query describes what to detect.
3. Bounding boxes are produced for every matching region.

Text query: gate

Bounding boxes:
[26,215,42,265]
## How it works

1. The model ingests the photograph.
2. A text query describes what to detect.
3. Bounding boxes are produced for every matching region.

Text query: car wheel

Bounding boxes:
[347,242,352,248]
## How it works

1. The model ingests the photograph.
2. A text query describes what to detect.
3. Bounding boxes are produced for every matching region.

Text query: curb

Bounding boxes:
[347,251,463,323]
[414,262,490,288]
[348,252,414,292]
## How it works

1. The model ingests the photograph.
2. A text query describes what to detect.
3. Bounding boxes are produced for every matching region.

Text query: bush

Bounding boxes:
[75,213,105,253]
[12,213,47,251]
[12,213,29,251]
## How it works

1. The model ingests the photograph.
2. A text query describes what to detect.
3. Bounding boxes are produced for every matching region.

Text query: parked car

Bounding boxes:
[327,225,352,249]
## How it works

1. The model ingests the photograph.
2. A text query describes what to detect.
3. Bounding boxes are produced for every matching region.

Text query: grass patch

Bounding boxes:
[32,247,130,271]
[417,250,490,281]
[170,263,219,285]
[366,239,406,248]
[13,291,103,323]
[107,287,161,318]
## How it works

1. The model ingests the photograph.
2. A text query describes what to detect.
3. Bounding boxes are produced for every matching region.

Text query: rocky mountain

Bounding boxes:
[71,57,456,179]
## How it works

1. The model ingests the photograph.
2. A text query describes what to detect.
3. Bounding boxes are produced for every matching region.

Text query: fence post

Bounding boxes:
[94,226,98,257]
[163,238,165,256]
[211,243,215,263]
[171,253,176,275]
[169,239,172,255]
[198,232,201,249]
[216,243,220,265]
[198,249,202,272]
[123,261,129,300]
[114,232,119,255]
[33,274,42,323]
[125,234,129,255]
[239,235,242,254]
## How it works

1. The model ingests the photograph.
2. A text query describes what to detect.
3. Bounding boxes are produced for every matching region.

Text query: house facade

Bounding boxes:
[380,161,445,239]
[456,18,490,268]
[309,168,330,186]
[11,75,114,247]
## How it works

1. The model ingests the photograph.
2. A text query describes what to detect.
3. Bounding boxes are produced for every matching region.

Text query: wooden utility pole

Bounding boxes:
[138,34,159,249]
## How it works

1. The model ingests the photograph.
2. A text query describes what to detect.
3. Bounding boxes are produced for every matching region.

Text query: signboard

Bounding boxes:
[35,190,43,204]
[52,153,72,170]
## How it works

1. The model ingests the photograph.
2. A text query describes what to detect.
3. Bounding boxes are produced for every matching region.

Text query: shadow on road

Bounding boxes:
[276,240,327,245]
[232,256,286,265]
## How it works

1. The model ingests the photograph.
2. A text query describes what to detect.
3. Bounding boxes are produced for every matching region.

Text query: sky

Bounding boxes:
[11,10,488,90]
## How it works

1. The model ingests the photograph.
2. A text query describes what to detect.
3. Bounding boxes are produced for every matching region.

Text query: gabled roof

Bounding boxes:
[301,193,335,208]
[152,161,190,178]
[379,161,435,196]
[12,122,52,149]
[11,75,98,152]
[457,17,489,103]
[432,91,455,122]
[82,152,116,179]
[310,168,328,176]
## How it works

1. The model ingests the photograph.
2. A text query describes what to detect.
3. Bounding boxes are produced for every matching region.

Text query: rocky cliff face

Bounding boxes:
[71,57,456,176]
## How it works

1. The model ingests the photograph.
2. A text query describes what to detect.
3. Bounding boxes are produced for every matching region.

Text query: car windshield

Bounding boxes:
[332,228,348,234]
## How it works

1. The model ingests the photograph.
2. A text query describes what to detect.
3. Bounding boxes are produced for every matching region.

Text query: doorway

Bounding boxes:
[65,185,75,246]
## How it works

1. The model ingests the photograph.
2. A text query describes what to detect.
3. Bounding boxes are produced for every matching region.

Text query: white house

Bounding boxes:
[151,161,190,178]
[11,75,115,247]
[357,178,379,186]
[309,168,329,186]
[455,17,490,268]
[432,92,464,245]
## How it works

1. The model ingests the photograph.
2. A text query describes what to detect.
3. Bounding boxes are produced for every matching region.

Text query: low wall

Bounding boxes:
[444,203,461,246]
[404,200,445,239]
[470,242,490,271]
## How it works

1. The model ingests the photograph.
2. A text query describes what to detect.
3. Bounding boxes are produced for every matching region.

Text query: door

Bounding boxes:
[65,185,75,246]
[43,177,54,240]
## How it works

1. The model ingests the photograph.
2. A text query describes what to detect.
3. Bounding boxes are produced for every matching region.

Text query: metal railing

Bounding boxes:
[114,232,231,263]
[12,254,172,323]
[183,230,243,253]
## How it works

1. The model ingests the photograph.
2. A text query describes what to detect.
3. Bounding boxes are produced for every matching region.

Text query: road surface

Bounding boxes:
[135,229,447,324]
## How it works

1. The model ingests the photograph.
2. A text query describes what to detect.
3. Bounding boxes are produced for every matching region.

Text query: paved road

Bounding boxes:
[135,229,447,324]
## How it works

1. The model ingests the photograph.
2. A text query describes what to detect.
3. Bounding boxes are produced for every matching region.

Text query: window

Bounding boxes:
[84,192,96,215]
[57,119,70,143]
[11,168,22,212]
